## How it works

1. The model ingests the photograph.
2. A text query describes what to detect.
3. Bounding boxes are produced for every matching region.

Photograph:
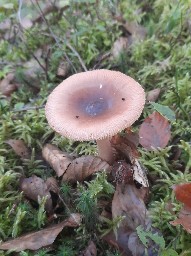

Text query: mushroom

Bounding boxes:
[45,69,145,164]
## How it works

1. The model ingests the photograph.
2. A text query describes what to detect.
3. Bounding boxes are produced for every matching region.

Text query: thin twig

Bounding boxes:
[13,105,45,112]
[17,0,23,26]
[17,0,49,80]
[34,0,88,72]
[66,42,87,71]
[33,0,78,73]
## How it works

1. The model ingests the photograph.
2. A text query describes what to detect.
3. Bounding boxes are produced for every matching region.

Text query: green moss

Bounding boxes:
[0,0,191,254]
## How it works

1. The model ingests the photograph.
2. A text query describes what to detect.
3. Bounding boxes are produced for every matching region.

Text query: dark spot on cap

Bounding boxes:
[122,98,125,101]
[134,180,142,189]
[76,116,79,118]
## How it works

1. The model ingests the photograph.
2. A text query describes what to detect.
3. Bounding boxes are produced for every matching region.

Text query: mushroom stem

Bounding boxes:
[96,138,114,164]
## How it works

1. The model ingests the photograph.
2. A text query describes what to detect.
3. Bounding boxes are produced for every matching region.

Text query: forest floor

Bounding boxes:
[0,1,191,255]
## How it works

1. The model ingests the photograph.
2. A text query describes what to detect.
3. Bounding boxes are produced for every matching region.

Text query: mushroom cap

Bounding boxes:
[45,69,145,141]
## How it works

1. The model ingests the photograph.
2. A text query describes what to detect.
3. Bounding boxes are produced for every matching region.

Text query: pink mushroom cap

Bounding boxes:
[45,69,145,141]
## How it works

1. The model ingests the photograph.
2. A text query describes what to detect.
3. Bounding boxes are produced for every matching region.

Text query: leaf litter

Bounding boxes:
[103,184,159,255]
[0,73,18,96]
[62,155,110,183]
[0,213,81,252]
[20,175,54,213]
[139,111,171,150]
[42,144,76,177]
[170,183,191,234]
[1,1,190,254]
[5,139,31,159]
[1,110,167,254]
[80,240,97,256]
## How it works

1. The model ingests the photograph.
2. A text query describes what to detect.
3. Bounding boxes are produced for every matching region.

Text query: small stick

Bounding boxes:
[13,105,45,112]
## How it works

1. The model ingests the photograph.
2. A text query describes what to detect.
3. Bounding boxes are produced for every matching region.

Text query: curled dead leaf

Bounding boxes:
[111,131,149,188]
[170,207,191,234]
[146,88,161,103]
[0,213,81,252]
[62,155,110,184]
[20,175,53,213]
[133,159,149,188]
[0,73,18,96]
[139,111,171,150]
[42,144,76,177]
[111,130,139,162]
[5,139,30,159]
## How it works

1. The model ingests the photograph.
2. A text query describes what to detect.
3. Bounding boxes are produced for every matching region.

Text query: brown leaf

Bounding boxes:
[111,130,149,188]
[46,177,59,194]
[170,207,191,233]
[102,184,156,255]
[62,155,110,184]
[139,111,171,150]
[57,61,69,77]
[111,130,139,162]
[20,175,53,213]
[112,184,150,231]
[42,144,76,177]
[0,214,81,251]
[80,241,97,256]
[111,37,129,59]
[146,88,161,103]
[5,139,30,159]
[0,73,18,96]
[112,13,147,42]
[172,183,191,209]
[103,231,127,256]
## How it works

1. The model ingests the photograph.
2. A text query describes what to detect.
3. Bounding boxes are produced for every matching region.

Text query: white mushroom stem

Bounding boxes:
[96,138,114,164]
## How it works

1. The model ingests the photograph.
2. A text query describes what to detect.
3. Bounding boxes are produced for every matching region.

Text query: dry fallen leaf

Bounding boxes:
[0,73,18,96]
[170,207,191,234]
[42,144,76,177]
[62,155,110,183]
[111,131,149,188]
[111,37,129,59]
[146,88,161,103]
[111,130,139,162]
[46,177,59,194]
[103,231,129,256]
[103,184,157,255]
[5,139,30,159]
[172,183,191,209]
[20,175,53,213]
[80,241,97,256]
[0,213,81,252]
[112,184,150,231]
[133,159,149,188]
[139,111,171,150]
[57,61,69,77]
